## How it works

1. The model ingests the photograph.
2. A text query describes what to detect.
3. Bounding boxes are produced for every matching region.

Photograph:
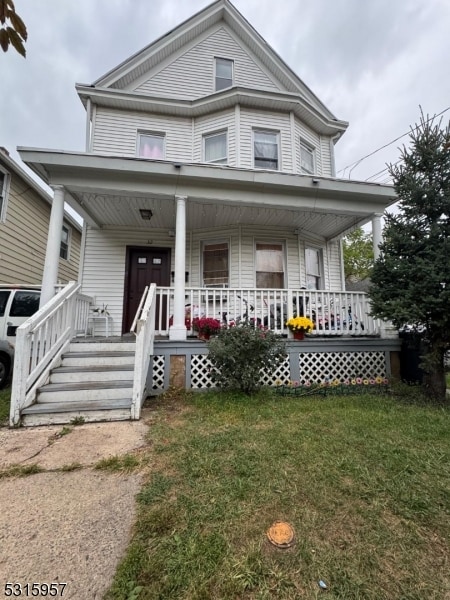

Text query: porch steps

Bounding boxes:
[21,341,136,427]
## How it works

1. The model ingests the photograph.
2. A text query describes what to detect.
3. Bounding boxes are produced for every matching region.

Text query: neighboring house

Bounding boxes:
[0,148,82,286]
[12,0,400,426]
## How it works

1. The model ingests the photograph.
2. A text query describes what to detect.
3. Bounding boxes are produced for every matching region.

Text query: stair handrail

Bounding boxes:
[130,285,149,335]
[10,281,93,426]
[131,283,157,420]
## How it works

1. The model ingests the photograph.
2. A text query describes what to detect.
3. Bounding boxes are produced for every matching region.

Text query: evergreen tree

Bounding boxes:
[370,112,450,402]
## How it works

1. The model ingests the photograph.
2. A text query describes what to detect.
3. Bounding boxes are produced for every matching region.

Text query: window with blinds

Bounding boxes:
[256,242,284,288]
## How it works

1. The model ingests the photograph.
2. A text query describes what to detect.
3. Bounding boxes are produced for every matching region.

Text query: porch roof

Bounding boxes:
[18,148,396,240]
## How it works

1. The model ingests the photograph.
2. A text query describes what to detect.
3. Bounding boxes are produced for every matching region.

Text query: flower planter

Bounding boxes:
[293,331,305,340]
[198,332,211,341]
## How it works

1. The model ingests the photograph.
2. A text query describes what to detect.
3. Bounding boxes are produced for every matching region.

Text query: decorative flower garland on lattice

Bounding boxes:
[275,376,389,397]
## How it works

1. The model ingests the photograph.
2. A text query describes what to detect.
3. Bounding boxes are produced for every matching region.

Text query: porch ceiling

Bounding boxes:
[18,148,397,240]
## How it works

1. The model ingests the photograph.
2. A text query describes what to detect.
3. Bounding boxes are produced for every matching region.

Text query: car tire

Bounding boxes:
[0,354,11,389]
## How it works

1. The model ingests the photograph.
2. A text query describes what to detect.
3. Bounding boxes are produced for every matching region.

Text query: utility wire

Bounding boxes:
[338,106,450,179]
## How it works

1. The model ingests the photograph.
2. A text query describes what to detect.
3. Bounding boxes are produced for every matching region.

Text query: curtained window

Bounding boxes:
[203,242,229,287]
[138,133,165,160]
[254,131,279,170]
[305,247,322,289]
[256,243,284,288]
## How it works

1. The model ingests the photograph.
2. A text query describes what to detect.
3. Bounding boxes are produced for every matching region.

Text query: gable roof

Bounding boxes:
[78,0,347,137]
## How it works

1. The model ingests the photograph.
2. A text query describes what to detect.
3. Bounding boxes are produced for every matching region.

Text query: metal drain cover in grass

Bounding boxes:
[267,521,295,548]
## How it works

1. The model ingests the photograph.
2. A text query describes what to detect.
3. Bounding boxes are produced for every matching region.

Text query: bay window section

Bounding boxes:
[202,241,229,287]
[204,131,227,164]
[254,130,279,170]
[256,243,284,288]
[138,132,165,159]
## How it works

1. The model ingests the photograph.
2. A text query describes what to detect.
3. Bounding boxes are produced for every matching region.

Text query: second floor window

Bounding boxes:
[60,225,70,260]
[300,141,315,174]
[202,241,229,287]
[254,130,279,170]
[138,133,165,160]
[215,58,233,91]
[204,131,227,164]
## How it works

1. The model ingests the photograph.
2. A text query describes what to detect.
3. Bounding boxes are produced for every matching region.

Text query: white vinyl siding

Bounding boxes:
[320,135,334,177]
[0,168,10,222]
[0,172,81,285]
[240,109,292,172]
[193,110,235,165]
[92,108,192,160]
[134,25,282,99]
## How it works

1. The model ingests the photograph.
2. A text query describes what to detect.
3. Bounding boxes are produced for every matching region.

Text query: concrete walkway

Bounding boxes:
[0,416,150,599]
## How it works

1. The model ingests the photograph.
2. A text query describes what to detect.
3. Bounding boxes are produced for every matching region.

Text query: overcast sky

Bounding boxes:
[1,0,450,194]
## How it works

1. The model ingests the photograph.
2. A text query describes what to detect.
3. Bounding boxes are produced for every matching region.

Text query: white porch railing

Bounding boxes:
[154,288,380,337]
[131,283,157,420]
[10,282,93,426]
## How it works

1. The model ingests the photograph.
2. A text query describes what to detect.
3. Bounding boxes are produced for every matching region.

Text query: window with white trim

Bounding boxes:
[215,57,233,91]
[256,242,284,288]
[202,241,229,287]
[0,168,11,222]
[254,130,279,170]
[305,247,322,289]
[138,132,165,160]
[204,131,227,164]
[60,225,70,260]
[300,141,315,174]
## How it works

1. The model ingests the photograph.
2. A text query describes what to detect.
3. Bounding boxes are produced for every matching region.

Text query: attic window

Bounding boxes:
[138,133,165,160]
[215,58,233,91]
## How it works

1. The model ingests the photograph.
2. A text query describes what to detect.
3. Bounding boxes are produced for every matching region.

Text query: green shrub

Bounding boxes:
[207,323,287,395]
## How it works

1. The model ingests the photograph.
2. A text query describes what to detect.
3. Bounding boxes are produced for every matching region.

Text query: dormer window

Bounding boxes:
[215,58,233,91]
[300,141,315,174]
[138,132,165,160]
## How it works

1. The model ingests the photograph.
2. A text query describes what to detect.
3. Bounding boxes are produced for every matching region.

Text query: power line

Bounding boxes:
[337,106,450,179]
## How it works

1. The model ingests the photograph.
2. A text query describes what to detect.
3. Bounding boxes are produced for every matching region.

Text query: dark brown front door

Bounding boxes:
[123,247,171,333]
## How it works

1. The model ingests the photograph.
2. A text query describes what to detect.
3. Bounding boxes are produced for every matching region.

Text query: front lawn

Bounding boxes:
[106,392,449,599]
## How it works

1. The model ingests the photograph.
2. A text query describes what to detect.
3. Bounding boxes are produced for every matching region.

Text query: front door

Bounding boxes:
[123,247,171,333]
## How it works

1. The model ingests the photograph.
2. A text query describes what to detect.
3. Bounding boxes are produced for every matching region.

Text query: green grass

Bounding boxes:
[94,453,141,473]
[106,391,450,600]
[0,386,11,425]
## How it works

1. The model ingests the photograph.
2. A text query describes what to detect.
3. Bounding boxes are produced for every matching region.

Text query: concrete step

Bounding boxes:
[21,398,132,427]
[61,351,135,367]
[50,365,135,384]
[37,380,133,403]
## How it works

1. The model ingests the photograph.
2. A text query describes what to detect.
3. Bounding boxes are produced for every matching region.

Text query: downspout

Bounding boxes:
[85,98,91,153]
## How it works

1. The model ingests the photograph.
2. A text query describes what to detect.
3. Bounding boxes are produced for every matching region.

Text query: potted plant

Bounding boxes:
[192,316,222,340]
[286,316,314,340]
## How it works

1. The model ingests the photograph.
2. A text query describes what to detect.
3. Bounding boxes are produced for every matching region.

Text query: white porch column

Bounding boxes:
[372,213,383,261]
[169,195,187,341]
[40,185,65,307]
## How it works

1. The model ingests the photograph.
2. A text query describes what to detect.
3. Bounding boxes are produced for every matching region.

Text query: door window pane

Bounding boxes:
[138,134,165,159]
[204,132,227,164]
[203,242,229,287]
[256,243,284,288]
[254,131,279,170]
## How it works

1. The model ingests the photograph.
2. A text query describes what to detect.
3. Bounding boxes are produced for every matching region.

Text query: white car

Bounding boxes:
[0,286,41,388]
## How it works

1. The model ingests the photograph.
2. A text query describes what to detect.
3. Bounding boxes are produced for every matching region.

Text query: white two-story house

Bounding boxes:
[13,0,399,426]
